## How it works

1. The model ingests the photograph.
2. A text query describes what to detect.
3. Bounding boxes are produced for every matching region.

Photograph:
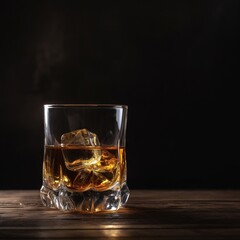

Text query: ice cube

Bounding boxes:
[61,129,101,171]
[61,128,100,146]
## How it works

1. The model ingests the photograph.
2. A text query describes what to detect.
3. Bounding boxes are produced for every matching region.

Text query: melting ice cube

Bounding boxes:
[61,129,101,171]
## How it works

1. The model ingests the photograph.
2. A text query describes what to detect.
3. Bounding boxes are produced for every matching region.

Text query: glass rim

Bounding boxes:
[44,104,128,109]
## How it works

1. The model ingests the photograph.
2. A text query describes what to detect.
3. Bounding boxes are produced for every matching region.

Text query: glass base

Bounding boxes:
[40,183,130,213]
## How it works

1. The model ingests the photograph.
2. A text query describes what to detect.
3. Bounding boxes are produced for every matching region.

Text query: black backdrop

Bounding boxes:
[0,0,239,190]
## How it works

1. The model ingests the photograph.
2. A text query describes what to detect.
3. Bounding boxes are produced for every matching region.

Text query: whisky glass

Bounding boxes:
[40,104,129,213]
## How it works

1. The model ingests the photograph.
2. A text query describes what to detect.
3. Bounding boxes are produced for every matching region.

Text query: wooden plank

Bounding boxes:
[1,229,240,240]
[1,190,240,239]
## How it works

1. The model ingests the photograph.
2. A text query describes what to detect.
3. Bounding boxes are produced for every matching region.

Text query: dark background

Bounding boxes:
[0,0,239,190]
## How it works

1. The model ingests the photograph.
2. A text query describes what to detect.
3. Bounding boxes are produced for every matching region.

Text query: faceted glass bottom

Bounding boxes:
[40,183,130,213]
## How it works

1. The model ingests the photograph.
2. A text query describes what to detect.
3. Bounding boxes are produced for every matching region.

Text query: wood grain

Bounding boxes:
[1,190,240,239]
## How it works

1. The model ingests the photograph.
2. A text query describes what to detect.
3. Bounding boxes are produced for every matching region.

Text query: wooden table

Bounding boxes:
[1,190,240,239]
